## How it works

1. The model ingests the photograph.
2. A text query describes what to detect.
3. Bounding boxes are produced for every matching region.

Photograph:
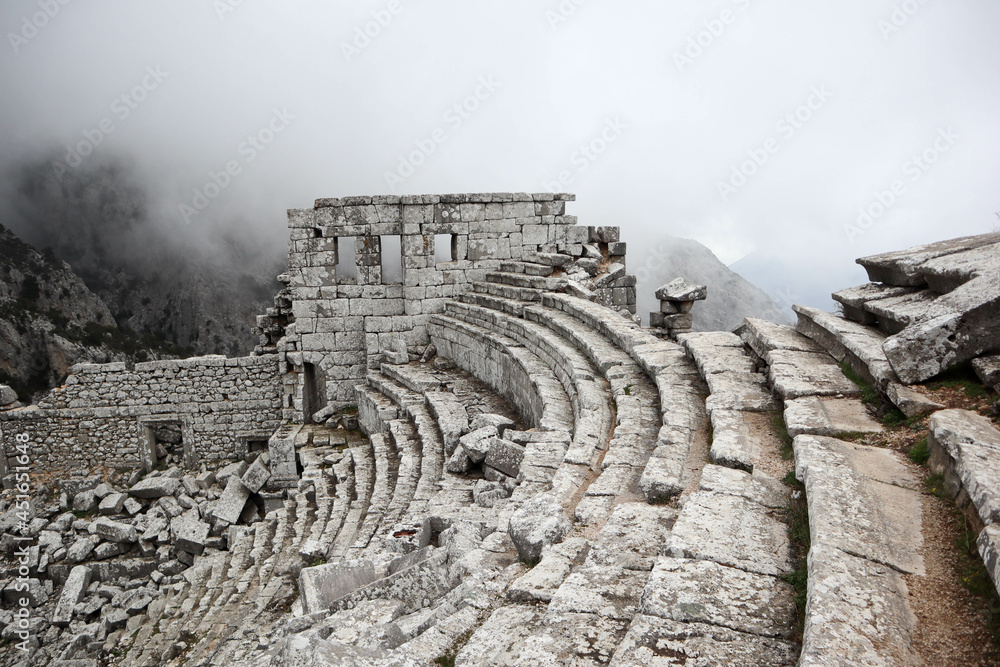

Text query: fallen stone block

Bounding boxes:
[473,480,511,508]
[299,559,378,615]
[98,493,127,516]
[51,565,91,626]
[508,492,571,564]
[128,477,180,499]
[71,490,98,513]
[94,518,137,544]
[171,510,210,555]
[458,425,499,463]
[241,457,272,493]
[213,476,252,525]
[484,437,525,478]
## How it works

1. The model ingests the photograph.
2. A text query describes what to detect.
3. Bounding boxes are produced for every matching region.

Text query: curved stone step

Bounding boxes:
[444,301,613,469]
[329,438,376,559]
[485,270,566,292]
[429,314,574,433]
[470,280,542,302]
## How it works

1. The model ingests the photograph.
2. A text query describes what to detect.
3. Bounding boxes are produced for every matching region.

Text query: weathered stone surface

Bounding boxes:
[470,412,516,434]
[702,372,778,413]
[513,612,628,666]
[668,491,792,577]
[856,232,999,286]
[508,537,589,602]
[697,465,788,510]
[299,559,378,615]
[641,557,796,639]
[586,503,677,571]
[639,447,685,502]
[655,278,707,302]
[885,382,944,418]
[832,283,917,324]
[799,544,918,667]
[473,480,511,508]
[171,510,210,555]
[0,384,18,406]
[98,492,127,515]
[241,457,272,493]
[455,605,543,666]
[307,599,406,649]
[213,476,252,524]
[71,489,98,513]
[548,565,648,620]
[928,409,1000,525]
[740,317,823,357]
[459,425,499,463]
[51,565,90,626]
[484,437,525,477]
[708,409,754,472]
[973,354,1000,388]
[783,396,883,438]
[94,517,137,543]
[609,615,798,667]
[66,536,96,563]
[978,524,1000,596]
[128,476,180,499]
[508,492,571,563]
[794,435,924,575]
[766,349,860,399]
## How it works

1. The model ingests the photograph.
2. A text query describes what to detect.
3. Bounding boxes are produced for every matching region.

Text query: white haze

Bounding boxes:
[1,0,998,313]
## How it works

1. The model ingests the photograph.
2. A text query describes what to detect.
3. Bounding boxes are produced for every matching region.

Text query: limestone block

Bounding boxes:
[655,278,707,302]
[611,615,799,667]
[783,396,883,438]
[641,557,797,638]
[213,476,251,525]
[508,493,571,563]
[241,457,272,493]
[50,565,90,626]
[128,477,180,499]
[798,544,918,666]
[484,437,525,478]
[94,518,137,544]
[171,510,210,555]
[978,524,1000,596]
[98,493,127,515]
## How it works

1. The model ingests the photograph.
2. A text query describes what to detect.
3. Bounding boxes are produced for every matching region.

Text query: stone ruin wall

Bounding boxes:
[262,193,636,422]
[0,192,638,479]
[0,356,281,480]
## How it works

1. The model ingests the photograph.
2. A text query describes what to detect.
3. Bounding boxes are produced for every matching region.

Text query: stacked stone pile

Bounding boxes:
[0,453,279,665]
[649,277,707,337]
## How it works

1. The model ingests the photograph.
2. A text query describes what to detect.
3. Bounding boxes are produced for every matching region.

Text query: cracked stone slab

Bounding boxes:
[547,565,649,620]
[799,544,919,667]
[794,435,924,575]
[697,465,789,510]
[640,557,797,639]
[784,396,883,438]
[708,409,756,472]
[856,231,1000,286]
[640,445,686,502]
[512,612,629,667]
[928,408,1000,525]
[608,615,798,667]
[667,491,792,577]
[586,502,678,571]
[766,349,860,399]
[885,382,945,418]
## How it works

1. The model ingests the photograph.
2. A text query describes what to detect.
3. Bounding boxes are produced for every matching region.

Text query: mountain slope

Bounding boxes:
[0,225,189,400]
[633,235,791,331]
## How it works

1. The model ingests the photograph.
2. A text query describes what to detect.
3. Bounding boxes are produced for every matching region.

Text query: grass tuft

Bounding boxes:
[840,363,878,405]
[780,473,810,638]
[908,437,930,465]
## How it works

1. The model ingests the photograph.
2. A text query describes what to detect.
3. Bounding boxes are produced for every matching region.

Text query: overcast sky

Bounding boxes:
[1,0,998,313]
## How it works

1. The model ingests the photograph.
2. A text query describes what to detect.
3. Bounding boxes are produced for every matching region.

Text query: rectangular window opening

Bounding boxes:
[335,237,358,282]
[381,235,403,284]
[434,234,458,262]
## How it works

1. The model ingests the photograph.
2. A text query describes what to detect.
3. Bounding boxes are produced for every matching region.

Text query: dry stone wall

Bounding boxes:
[272,193,635,421]
[0,356,281,478]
